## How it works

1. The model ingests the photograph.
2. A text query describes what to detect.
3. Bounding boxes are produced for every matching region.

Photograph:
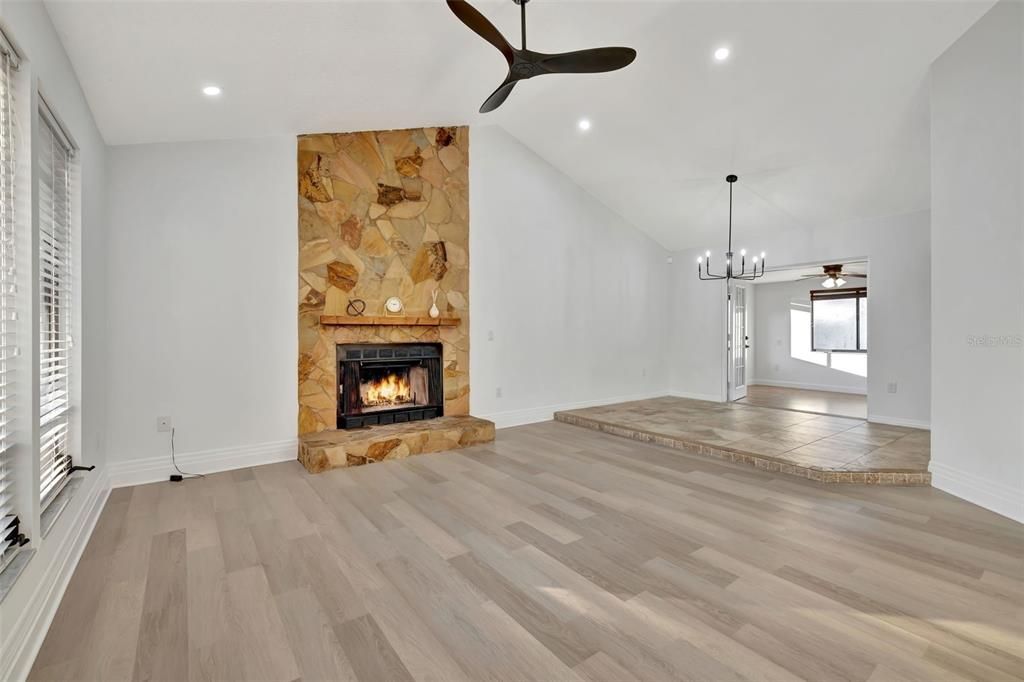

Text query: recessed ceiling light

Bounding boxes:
[578,118,592,131]
[202,85,222,97]
[714,47,730,61]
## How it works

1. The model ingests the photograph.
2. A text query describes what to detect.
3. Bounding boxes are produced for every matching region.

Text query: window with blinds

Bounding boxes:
[0,36,27,570]
[38,102,73,510]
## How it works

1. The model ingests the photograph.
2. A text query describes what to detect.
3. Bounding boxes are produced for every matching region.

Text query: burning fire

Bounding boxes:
[362,372,412,408]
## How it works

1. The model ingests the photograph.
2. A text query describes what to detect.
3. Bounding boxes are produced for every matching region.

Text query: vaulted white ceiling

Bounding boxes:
[44,0,992,250]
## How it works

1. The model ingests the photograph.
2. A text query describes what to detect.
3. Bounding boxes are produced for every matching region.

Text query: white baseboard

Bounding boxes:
[1,471,111,682]
[750,379,867,396]
[930,461,1024,523]
[867,414,931,430]
[667,389,725,403]
[108,438,298,488]
[480,390,669,429]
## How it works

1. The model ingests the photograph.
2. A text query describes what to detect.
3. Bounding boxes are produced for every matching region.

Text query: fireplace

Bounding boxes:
[337,343,444,429]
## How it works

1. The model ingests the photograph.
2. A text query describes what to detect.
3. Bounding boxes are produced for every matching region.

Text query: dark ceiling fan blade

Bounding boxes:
[446,0,514,65]
[480,77,518,113]
[537,47,637,74]
[799,271,867,279]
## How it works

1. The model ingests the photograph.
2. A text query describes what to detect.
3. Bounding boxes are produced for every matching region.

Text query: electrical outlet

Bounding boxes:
[157,416,172,432]
[887,382,898,394]
[642,367,647,378]
[495,387,502,398]
[487,330,495,341]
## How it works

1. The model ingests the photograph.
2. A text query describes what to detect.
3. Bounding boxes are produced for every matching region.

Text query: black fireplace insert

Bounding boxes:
[336,343,444,429]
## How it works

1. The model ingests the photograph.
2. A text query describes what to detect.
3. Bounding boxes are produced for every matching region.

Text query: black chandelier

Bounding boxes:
[697,174,766,282]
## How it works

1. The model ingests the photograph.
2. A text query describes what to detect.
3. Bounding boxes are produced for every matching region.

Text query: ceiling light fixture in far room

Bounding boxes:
[714,46,730,61]
[578,118,592,131]
[201,85,222,96]
[802,264,865,288]
[697,175,766,282]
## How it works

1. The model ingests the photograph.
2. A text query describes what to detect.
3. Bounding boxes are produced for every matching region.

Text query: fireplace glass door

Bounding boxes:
[337,343,443,428]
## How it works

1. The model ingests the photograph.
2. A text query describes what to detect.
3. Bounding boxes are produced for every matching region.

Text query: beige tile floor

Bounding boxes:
[737,384,867,419]
[556,396,930,483]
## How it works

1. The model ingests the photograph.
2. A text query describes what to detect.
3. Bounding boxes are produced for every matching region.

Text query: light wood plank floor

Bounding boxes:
[738,385,868,420]
[30,422,1024,682]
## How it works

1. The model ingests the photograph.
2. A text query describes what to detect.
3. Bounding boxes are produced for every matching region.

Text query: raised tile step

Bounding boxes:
[555,407,931,486]
[298,415,495,473]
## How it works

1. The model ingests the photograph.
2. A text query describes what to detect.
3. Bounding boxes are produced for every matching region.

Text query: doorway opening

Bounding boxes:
[728,260,869,419]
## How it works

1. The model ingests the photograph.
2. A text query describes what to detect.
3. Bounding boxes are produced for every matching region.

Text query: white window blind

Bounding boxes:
[38,101,73,510]
[1,37,27,570]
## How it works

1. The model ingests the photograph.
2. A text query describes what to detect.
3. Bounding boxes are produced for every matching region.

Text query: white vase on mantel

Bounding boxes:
[429,290,441,319]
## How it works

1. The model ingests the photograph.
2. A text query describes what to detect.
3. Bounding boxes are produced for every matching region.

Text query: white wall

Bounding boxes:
[0,1,110,679]
[469,126,672,426]
[670,210,930,427]
[104,138,297,478]
[669,263,729,402]
[929,0,1023,522]
[751,277,868,394]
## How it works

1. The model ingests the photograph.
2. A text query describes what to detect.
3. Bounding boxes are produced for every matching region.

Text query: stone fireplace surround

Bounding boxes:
[297,126,493,472]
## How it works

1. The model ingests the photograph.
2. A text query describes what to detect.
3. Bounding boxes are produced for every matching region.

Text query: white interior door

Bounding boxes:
[729,284,749,400]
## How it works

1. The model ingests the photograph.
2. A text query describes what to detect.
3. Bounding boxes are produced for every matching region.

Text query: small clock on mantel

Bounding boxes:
[383,296,404,316]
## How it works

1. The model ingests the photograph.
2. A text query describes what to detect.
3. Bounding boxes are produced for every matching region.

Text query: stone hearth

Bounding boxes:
[298,416,495,473]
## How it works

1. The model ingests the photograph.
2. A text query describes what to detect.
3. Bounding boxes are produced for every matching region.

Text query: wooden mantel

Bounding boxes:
[319,315,461,327]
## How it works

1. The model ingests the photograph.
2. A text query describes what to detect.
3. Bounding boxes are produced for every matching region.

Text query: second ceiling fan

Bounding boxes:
[446,0,638,113]
[801,264,867,289]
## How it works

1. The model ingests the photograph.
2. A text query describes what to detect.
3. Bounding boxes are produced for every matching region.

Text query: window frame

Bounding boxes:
[0,30,26,573]
[810,287,867,354]
[36,96,75,512]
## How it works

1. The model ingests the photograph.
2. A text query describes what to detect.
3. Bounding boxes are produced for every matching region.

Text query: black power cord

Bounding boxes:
[169,427,204,482]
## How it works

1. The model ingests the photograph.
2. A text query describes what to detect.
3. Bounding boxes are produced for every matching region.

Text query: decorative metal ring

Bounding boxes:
[346,299,367,317]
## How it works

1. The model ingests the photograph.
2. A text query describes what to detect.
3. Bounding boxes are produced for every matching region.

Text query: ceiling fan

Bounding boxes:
[446,0,637,113]
[801,264,867,289]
